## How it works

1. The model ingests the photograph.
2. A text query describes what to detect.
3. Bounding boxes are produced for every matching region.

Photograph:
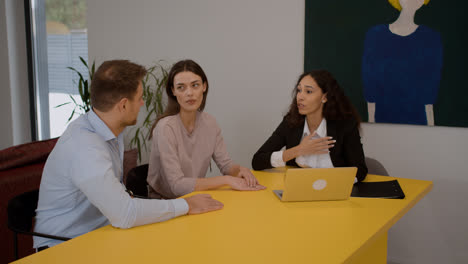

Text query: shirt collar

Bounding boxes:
[87,109,118,142]
[303,118,327,138]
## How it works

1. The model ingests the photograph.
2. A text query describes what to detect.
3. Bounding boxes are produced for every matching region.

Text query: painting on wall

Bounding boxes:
[304,0,468,127]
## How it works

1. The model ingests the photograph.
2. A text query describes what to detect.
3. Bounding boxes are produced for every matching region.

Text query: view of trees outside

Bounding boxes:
[46,0,86,29]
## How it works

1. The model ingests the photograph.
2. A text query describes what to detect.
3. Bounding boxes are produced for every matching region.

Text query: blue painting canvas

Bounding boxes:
[304,0,468,127]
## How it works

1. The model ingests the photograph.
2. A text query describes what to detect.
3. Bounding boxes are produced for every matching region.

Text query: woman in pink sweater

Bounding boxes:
[147,59,265,199]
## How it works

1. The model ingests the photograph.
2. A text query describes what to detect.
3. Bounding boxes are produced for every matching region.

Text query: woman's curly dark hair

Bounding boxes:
[285,70,361,127]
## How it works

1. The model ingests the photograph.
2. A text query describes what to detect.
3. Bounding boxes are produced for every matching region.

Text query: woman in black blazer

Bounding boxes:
[252,70,368,181]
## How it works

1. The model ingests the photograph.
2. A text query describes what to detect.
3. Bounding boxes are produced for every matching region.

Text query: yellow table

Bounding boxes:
[13,170,432,264]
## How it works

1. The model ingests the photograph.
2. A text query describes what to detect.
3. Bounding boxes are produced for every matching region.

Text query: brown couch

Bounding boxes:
[0,138,137,263]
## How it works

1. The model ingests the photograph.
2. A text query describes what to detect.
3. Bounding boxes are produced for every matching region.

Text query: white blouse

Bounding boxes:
[270,118,334,169]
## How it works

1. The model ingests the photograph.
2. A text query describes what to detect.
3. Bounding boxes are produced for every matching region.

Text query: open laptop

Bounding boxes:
[273,167,357,202]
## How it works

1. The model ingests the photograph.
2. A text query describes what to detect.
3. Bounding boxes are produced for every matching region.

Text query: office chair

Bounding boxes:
[7,189,70,259]
[126,164,150,197]
[365,157,389,176]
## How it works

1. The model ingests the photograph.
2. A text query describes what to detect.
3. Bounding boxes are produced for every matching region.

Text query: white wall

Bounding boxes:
[87,0,304,165]
[0,0,31,149]
[87,1,468,263]
[362,123,468,264]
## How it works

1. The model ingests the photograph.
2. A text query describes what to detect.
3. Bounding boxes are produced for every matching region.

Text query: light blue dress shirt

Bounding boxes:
[34,110,188,248]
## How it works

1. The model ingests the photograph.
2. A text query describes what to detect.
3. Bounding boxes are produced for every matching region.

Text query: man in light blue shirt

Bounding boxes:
[34,60,223,250]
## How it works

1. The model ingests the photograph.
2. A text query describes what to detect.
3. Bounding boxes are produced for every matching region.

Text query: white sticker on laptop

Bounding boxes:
[312,179,327,190]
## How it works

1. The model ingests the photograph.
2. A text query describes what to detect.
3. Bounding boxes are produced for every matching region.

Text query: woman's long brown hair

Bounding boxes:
[150,59,209,138]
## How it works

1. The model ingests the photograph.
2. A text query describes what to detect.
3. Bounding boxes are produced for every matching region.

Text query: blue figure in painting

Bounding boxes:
[362,0,443,125]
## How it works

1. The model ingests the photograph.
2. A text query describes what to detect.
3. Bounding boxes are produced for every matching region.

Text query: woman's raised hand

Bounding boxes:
[298,132,335,156]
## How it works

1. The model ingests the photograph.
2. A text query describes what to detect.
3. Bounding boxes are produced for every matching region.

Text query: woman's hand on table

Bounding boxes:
[227,176,266,191]
[236,166,260,187]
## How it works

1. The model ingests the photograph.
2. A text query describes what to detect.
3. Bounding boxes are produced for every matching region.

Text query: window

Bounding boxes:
[26,0,88,139]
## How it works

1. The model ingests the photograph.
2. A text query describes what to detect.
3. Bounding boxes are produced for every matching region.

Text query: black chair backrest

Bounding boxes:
[365,157,389,176]
[126,164,149,197]
[8,189,72,242]
[7,189,39,234]
[7,189,70,260]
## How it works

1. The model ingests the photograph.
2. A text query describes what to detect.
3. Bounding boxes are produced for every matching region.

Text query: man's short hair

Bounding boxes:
[90,60,147,112]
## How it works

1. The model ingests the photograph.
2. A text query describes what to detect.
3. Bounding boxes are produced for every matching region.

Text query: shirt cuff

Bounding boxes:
[171,198,189,217]
[270,151,286,168]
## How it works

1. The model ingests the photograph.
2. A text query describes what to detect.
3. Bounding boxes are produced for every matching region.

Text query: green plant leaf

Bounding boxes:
[78,80,84,99]
[68,66,85,82]
[55,102,71,108]
[83,80,90,105]
[67,108,76,122]
[143,108,156,124]
[69,94,77,104]
[67,66,79,73]
[90,61,95,80]
[61,57,93,122]
[79,56,89,69]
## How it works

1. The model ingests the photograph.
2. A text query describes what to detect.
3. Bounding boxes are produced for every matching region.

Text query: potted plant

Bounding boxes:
[129,62,170,161]
[55,56,94,121]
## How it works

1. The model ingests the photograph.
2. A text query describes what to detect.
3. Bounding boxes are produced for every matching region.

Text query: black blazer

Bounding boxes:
[252,118,368,182]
